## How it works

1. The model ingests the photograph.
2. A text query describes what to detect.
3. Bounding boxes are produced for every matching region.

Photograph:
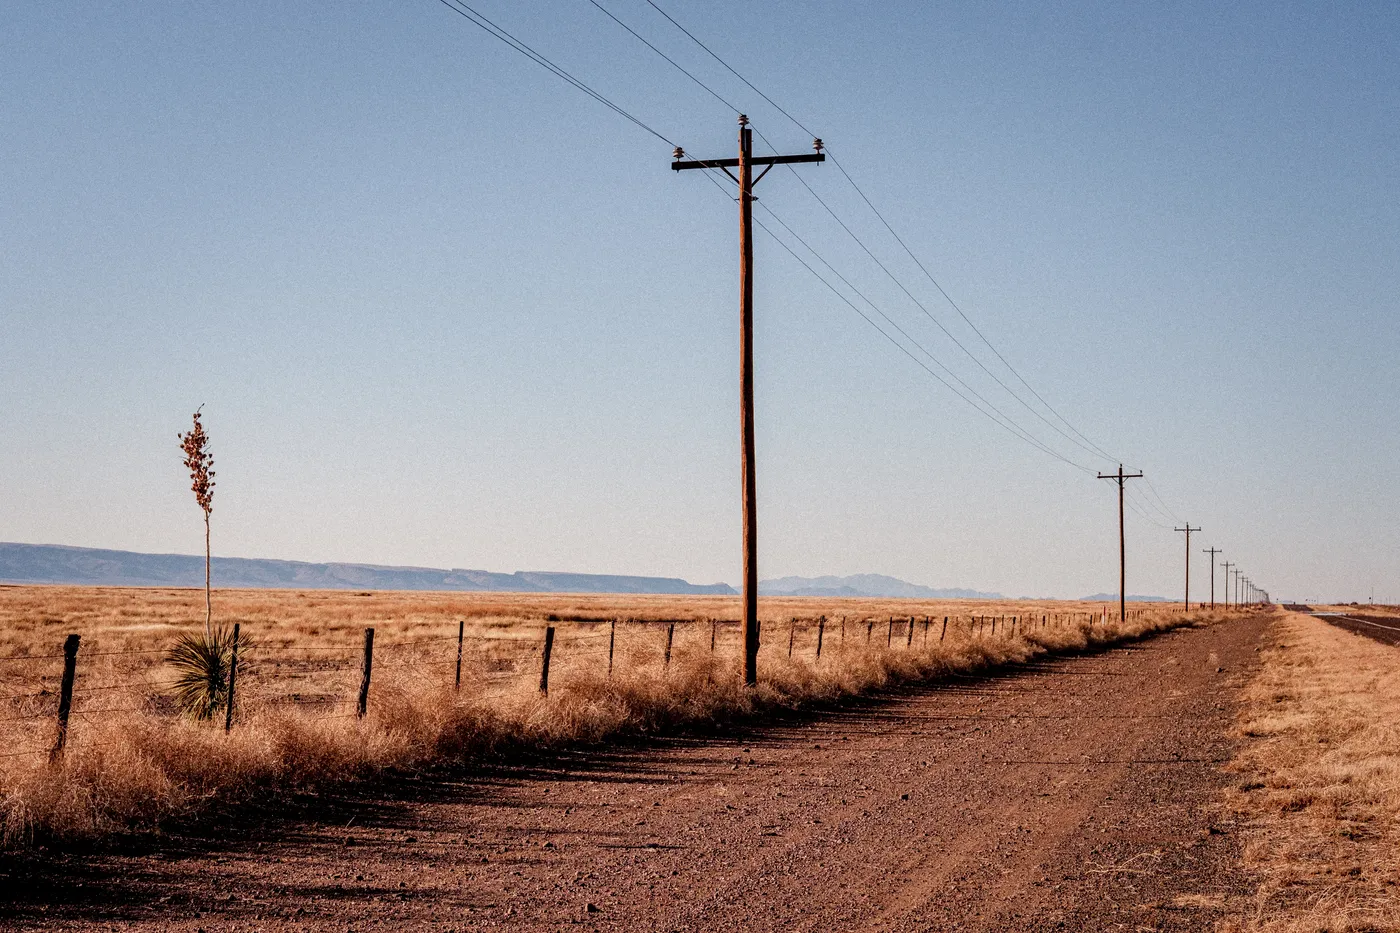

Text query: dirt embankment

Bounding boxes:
[2,614,1269,932]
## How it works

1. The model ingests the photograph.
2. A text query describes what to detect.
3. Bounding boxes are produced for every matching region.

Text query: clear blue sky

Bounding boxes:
[3,1,1397,601]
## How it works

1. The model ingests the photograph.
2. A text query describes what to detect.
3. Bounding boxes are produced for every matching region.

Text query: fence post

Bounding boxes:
[539,626,555,695]
[866,619,873,643]
[49,634,80,763]
[816,616,825,659]
[906,617,915,648]
[940,616,948,642]
[224,622,240,733]
[608,619,616,676]
[357,627,375,718]
[455,620,464,690]
[710,618,716,653]
[664,621,675,669]
[886,617,893,647]
[991,617,997,635]
[788,621,794,658]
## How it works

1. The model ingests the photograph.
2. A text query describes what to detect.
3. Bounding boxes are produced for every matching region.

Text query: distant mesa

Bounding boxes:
[758,574,1002,600]
[0,543,735,596]
[1079,593,1173,603]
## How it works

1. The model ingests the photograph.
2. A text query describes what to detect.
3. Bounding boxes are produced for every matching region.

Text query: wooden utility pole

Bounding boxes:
[1174,524,1200,609]
[1202,547,1221,607]
[1097,464,1143,623]
[673,116,825,686]
[1221,560,1234,609]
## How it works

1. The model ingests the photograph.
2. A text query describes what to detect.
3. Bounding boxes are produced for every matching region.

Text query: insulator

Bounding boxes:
[673,147,685,160]
[813,137,824,153]
[737,113,749,126]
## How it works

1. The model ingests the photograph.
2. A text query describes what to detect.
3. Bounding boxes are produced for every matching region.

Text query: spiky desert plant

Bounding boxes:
[165,624,233,721]
[178,407,215,637]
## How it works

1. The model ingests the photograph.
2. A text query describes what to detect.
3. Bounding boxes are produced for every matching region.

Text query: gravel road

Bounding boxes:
[3,614,1269,932]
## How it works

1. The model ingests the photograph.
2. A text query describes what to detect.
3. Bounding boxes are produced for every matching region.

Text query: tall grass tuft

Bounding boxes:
[165,625,234,721]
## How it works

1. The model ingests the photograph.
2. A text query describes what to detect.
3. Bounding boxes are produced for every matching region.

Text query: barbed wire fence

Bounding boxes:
[0,606,1176,764]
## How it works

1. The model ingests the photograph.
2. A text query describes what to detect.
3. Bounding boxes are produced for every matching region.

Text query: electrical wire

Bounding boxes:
[636,0,1123,465]
[432,0,676,147]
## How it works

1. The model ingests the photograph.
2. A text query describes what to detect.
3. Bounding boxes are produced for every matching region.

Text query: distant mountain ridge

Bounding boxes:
[1080,593,1173,602]
[0,543,735,596]
[758,574,1002,600]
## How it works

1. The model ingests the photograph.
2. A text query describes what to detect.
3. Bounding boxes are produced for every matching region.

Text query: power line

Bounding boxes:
[636,0,1122,465]
[432,0,676,147]
[692,168,1093,473]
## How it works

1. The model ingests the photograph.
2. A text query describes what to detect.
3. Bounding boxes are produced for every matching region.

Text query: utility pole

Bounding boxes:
[672,116,825,686]
[1202,547,1221,607]
[1097,464,1143,623]
[1232,568,1242,607]
[1174,524,1200,610]
[1222,561,1234,609]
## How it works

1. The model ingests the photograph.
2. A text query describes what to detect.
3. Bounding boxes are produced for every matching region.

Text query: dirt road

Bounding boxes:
[3,614,1268,932]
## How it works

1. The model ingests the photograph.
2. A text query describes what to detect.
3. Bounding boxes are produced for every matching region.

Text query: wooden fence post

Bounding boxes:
[710,618,716,653]
[49,634,80,763]
[224,622,240,733]
[664,621,675,669]
[455,620,464,690]
[357,627,374,719]
[608,619,616,676]
[866,619,873,643]
[816,616,825,660]
[886,617,893,647]
[539,626,555,695]
[940,616,948,642]
[788,621,795,658]
[906,616,915,648]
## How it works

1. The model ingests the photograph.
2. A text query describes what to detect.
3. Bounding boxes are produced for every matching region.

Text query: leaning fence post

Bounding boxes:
[940,616,948,642]
[664,621,675,669]
[49,634,80,763]
[224,622,240,733]
[539,626,555,695]
[886,617,893,647]
[455,620,464,689]
[816,616,825,660]
[788,621,795,658]
[357,627,375,718]
[608,619,616,676]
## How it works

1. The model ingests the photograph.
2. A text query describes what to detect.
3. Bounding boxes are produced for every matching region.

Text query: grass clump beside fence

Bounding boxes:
[0,597,1221,851]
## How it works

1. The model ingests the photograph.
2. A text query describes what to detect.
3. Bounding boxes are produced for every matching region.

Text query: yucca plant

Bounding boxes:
[166,624,235,720]
[178,406,216,638]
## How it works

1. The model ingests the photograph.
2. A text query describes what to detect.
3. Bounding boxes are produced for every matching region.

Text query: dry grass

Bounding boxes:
[1223,612,1400,932]
[0,585,1205,851]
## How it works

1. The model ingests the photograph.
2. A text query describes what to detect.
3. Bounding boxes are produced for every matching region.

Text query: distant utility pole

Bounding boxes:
[1098,464,1143,623]
[1202,547,1221,607]
[1233,568,1243,607]
[1221,561,1234,609]
[1174,524,1200,609]
[672,116,825,687]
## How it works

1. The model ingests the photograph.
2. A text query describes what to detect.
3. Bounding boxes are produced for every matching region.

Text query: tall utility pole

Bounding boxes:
[1221,561,1234,608]
[1174,524,1200,609]
[1097,464,1143,623]
[1202,547,1221,607]
[672,116,825,686]
[1233,568,1242,607]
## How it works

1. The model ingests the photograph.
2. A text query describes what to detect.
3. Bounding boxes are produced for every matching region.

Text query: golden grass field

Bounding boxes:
[0,585,1204,850]
[1224,610,1400,932]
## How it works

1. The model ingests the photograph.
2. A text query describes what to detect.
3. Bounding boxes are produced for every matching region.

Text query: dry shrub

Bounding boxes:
[0,603,1206,851]
[1222,612,1400,932]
